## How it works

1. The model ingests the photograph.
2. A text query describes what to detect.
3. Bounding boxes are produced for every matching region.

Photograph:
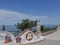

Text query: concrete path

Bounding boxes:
[26,30,60,45]
[45,29,60,40]
[26,39,60,45]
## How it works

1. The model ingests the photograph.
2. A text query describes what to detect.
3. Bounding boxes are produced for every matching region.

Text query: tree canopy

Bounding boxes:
[16,19,37,30]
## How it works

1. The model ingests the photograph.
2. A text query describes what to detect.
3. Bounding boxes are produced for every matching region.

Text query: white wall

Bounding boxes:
[19,31,38,43]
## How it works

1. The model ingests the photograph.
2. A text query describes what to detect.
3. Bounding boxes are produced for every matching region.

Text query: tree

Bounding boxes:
[2,25,5,31]
[41,25,44,32]
[16,19,38,30]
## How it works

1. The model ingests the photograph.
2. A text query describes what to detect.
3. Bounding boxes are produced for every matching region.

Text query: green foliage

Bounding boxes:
[44,28,50,32]
[33,30,36,33]
[41,25,44,32]
[16,19,37,30]
[41,25,52,32]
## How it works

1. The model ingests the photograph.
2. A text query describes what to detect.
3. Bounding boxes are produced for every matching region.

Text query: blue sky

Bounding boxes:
[0,0,60,25]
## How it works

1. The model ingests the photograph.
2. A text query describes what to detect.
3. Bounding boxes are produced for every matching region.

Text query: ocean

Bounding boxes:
[0,25,57,35]
[0,25,22,35]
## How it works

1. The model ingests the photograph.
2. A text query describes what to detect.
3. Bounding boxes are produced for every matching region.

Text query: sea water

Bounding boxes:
[0,25,57,35]
[0,25,22,35]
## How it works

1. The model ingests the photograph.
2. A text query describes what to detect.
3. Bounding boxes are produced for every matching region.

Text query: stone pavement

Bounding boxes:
[26,39,60,45]
[26,30,60,45]
[45,29,60,40]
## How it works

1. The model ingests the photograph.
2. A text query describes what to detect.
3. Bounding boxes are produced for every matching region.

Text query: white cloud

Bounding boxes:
[0,9,60,25]
[0,9,48,19]
[0,9,47,21]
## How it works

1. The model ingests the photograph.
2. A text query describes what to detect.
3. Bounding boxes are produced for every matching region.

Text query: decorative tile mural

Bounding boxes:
[4,35,12,44]
[26,32,33,41]
[16,37,21,43]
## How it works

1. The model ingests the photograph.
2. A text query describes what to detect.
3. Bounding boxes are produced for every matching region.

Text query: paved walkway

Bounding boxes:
[45,29,60,40]
[26,30,60,45]
[26,39,60,45]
